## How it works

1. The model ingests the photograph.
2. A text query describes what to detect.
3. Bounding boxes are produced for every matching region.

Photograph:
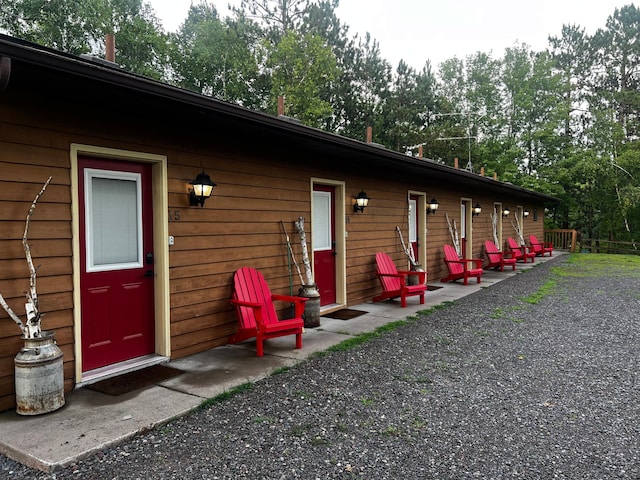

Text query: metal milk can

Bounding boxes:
[14,331,65,415]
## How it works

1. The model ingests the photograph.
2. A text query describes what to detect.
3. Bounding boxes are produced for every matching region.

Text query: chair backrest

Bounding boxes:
[529,234,540,245]
[233,267,279,328]
[507,237,523,257]
[484,240,502,263]
[375,252,402,292]
[443,244,463,274]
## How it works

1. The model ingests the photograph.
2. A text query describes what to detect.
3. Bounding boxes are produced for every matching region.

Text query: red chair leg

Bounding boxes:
[295,332,302,350]
[256,336,264,357]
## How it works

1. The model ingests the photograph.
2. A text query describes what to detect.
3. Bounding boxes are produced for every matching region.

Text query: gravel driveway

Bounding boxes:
[3,254,640,479]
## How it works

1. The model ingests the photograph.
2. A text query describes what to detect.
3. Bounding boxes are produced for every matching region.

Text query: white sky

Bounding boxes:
[148,0,631,69]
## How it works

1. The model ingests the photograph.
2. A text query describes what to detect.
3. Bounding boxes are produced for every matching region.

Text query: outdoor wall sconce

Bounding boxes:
[188,170,217,207]
[523,209,530,217]
[353,190,370,213]
[472,203,482,217]
[502,207,510,217]
[427,198,439,215]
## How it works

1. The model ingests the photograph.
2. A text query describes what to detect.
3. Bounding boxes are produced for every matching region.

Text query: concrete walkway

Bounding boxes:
[0,254,559,472]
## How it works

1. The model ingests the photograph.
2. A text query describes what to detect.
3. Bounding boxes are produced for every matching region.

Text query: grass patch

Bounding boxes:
[198,382,253,410]
[559,253,640,278]
[271,366,290,376]
[325,320,408,353]
[522,279,557,304]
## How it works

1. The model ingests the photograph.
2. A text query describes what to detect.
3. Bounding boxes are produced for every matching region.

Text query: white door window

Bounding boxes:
[84,169,143,272]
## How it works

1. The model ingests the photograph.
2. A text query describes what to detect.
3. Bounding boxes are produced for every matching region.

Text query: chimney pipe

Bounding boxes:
[418,145,423,158]
[277,96,285,116]
[454,157,459,169]
[480,166,485,176]
[105,33,115,62]
[366,126,372,143]
[493,172,497,181]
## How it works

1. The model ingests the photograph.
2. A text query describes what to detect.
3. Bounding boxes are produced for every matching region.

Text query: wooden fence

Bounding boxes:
[580,238,640,255]
[544,229,578,253]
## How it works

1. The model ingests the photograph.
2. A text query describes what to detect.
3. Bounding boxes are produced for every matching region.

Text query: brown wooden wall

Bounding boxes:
[0,77,546,411]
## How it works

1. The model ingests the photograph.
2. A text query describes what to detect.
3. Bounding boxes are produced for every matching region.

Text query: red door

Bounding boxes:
[313,185,336,306]
[79,157,155,372]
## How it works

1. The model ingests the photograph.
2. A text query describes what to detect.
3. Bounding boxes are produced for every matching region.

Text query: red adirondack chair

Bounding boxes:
[440,244,483,285]
[229,267,306,357]
[372,252,427,307]
[507,237,536,263]
[529,234,553,257]
[484,240,517,271]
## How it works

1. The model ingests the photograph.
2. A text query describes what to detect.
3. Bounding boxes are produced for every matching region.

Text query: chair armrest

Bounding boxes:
[459,258,483,269]
[230,299,263,309]
[272,294,308,304]
[271,294,308,319]
[377,271,407,287]
[398,270,427,283]
[230,299,265,327]
[377,272,406,278]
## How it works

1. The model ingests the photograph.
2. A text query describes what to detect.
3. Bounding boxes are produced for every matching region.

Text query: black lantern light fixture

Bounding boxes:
[353,190,370,213]
[472,203,482,217]
[189,170,217,207]
[523,209,530,218]
[427,198,439,215]
[502,206,510,218]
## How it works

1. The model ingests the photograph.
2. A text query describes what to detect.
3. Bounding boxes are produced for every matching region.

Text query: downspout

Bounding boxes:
[0,56,11,90]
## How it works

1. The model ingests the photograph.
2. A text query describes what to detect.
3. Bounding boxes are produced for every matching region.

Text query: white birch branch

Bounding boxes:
[490,212,500,249]
[0,177,52,338]
[294,217,315,286]
[512,215,525,246]
[0,292,24,333]
[445,212,461,256]
[279,220,304,286]
[395,226,416,265]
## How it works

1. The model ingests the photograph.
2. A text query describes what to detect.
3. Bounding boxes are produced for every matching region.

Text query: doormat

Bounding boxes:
[427,285,443,291]
[322,309,368,320]
[85,364,184,396]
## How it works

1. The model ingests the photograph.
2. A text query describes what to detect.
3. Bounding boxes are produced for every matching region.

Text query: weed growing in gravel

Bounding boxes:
[311,436,329,446]
[360,397,375,406]
[254,416,271,424]
[433,334,452,345]
[290,423,314,436]
[382,426,401,436]
[294,390,311,399]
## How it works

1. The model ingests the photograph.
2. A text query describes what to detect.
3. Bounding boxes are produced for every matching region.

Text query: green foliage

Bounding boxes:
[266,30,338,127]
[2,0,640,240]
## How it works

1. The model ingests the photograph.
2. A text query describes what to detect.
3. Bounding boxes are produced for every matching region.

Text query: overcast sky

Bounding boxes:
[148,0,631,69]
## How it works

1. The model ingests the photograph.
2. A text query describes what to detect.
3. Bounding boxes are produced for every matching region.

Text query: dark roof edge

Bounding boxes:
[0,34,560,203]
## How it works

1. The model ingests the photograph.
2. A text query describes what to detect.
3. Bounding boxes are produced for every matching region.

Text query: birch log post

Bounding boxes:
[445,213,461,256]
[512,216,525,246]
[491,212,499,248]
[293,216,320,327]
[294,216,315,286]
[0,176,52,339]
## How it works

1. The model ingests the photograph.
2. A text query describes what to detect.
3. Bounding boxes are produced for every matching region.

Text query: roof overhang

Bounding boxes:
[0,34,559,204]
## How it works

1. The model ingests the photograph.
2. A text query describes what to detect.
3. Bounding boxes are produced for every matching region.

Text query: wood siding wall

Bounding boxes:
[0,84,545,411]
